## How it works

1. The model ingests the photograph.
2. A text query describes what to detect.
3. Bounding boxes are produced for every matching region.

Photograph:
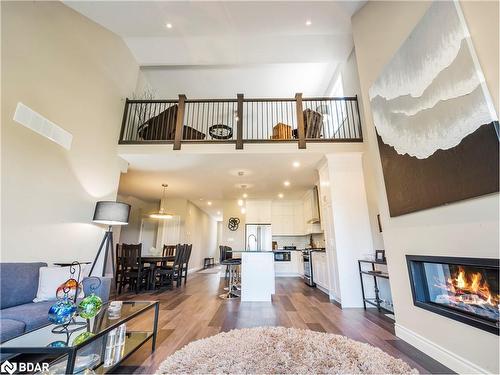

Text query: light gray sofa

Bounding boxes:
[0,262,111,343]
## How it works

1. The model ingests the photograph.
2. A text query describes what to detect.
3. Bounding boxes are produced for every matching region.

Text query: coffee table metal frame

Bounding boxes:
[0,301,159,374]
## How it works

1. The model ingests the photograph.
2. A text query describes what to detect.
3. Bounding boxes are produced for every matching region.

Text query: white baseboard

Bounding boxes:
[315,283,329,295]
[395,323,490,374]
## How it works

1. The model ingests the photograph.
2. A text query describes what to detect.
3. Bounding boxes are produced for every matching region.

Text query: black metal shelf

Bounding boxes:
[358,259,393,314]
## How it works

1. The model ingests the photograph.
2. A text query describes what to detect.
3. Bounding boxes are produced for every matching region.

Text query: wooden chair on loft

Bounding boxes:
[117,243,148,294]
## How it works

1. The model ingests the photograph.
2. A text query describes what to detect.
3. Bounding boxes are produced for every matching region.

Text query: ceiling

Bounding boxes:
[117,152,325,218]
[65,1,366,97]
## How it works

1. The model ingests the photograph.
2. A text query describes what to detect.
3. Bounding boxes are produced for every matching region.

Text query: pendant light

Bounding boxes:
[150,184,173,219]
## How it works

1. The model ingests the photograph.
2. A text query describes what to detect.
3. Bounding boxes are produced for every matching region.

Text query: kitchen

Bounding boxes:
[228,185,331,301]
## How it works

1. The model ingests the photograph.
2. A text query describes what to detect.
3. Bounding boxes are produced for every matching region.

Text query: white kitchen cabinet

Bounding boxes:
[246,200,272,224]
[271,200,304,236]
[275,250,303,276]
[311,252,329,290]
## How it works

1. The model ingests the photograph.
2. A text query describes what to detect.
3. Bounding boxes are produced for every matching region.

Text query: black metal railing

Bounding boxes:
[118,94,363,149]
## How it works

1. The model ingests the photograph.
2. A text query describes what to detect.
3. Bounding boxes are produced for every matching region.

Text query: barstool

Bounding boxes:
[219,246,241,299]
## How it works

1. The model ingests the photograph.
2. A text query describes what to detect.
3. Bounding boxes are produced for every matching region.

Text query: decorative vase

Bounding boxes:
[48,298,77,325]
[78,293,103,319]
[56,278,82,301]
[72,331,95,346]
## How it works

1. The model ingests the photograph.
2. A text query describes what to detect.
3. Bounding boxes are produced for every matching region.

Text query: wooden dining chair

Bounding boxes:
[118,243,148,294]
[180,244,192,285]
[163,245,176,257]
[155,244,185,289]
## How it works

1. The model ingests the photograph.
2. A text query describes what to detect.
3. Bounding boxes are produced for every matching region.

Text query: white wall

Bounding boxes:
[352,1,499,373]
[153,197,218,271]
[323,153,374,307]
[1,2,139,266]
[115,195,158,246]
[221,200,246,251]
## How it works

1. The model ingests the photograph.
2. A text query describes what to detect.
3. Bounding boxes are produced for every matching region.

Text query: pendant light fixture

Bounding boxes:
[150,184,173,219]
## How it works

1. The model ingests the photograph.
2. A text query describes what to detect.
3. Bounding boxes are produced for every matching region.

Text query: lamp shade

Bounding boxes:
[92,201,130,226]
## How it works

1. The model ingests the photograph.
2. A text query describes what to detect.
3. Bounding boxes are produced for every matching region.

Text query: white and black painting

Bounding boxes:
[369,0,499,216]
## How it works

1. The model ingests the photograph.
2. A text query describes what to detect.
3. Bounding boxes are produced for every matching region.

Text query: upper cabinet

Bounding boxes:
[271,200,304,236]
[246,200,272,224]
[271,188,323,236]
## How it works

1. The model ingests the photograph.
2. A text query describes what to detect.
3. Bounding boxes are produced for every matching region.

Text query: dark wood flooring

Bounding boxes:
[113,271,452,374]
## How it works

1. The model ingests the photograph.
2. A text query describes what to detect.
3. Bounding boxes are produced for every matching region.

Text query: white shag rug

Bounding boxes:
[158,326,418,374]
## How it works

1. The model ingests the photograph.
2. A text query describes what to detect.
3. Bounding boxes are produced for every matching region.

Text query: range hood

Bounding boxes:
[307,186,321,224]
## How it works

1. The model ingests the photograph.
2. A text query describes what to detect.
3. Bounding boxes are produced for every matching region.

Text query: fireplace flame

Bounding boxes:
[445,267,498,307]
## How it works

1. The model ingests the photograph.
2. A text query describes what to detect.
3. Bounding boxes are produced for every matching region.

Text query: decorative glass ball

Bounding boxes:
[48,298,77,325]
[47,340,67,348]
[56,278,82,300]
[72,331,95,346]
[78,294,103,319]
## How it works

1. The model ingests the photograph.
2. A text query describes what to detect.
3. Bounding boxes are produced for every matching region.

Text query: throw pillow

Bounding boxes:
[33,266,84,302]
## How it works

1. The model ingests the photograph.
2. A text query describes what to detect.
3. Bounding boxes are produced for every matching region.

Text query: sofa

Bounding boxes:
[0,262,111,343]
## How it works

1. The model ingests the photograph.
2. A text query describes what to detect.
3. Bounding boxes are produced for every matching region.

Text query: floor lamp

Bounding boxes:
[89,201,131,278]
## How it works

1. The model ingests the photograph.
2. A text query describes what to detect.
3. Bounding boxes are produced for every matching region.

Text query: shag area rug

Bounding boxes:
[158,326,418,374]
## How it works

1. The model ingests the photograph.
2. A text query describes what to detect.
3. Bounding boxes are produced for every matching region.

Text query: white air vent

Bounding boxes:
[13,102,72,150]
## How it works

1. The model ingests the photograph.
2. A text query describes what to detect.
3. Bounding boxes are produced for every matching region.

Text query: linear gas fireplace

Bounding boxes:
[406,255,499,335]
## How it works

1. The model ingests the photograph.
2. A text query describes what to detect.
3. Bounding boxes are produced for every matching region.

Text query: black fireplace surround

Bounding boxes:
[406,255,499,335]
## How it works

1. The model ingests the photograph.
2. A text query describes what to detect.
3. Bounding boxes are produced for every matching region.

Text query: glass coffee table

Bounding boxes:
[0,301,159,374]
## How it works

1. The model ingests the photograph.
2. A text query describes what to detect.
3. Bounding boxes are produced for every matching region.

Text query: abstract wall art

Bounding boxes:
[369,1,499,217]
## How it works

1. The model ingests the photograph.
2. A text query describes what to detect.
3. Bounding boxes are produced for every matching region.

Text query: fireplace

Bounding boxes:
[406,255,499,335]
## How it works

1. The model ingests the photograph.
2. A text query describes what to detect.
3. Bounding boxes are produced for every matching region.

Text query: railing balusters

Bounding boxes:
[118,95,363,146]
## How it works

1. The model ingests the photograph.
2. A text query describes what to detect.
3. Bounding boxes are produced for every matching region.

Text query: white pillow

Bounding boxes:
[33,266,84,302]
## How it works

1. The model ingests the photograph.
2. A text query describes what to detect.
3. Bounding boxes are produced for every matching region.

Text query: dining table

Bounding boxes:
[141,256,176,290]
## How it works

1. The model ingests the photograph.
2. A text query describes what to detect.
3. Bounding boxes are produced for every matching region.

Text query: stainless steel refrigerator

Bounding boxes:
[245,224,272,251]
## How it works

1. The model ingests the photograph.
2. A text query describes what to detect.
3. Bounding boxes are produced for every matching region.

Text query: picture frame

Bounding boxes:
[375,250,386,263]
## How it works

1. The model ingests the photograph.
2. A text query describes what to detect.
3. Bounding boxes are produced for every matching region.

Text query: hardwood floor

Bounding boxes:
[113,271,452,374]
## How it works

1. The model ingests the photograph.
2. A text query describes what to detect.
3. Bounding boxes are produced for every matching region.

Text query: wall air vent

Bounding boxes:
[13,102,72,150]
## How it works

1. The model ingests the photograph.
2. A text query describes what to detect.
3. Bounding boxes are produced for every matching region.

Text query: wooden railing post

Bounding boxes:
[173,94,186,150]
[295,93,306,149]
[119,98,129,144]
[236,94,244,150]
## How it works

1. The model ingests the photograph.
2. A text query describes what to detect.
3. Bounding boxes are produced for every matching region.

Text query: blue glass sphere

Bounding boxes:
[47,340,67,348]
[48,298,77,325]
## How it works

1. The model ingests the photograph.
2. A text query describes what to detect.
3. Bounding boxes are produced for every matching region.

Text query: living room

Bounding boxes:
[1,1,498,374]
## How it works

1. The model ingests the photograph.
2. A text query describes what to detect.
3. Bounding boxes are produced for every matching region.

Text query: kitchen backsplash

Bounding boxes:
[272,234,325,249]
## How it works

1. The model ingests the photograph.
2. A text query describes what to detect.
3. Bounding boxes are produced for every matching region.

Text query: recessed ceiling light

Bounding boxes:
[237,199,244,206]
[241,207,246,214]
[292,161,300,168]
[305,20,312,26]
[278,193,284,199]
[217,211,221,215]
[284,181,290,187]
[242,193,248,198]
[166,23,173,29]
[207,201,212,206]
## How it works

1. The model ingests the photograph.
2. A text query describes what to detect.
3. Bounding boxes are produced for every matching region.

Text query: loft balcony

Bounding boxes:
[118,94,363,150]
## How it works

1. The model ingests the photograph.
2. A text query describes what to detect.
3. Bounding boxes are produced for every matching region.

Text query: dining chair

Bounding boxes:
[155,244,185,289]
[163,245,176,257]
[179,244,192,285]
[118,243,148,294]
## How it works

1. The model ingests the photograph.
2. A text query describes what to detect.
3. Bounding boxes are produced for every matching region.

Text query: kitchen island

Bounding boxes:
[229,250,275,302]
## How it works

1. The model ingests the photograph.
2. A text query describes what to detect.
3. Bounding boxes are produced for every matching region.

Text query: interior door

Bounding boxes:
[139,218,159,253]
